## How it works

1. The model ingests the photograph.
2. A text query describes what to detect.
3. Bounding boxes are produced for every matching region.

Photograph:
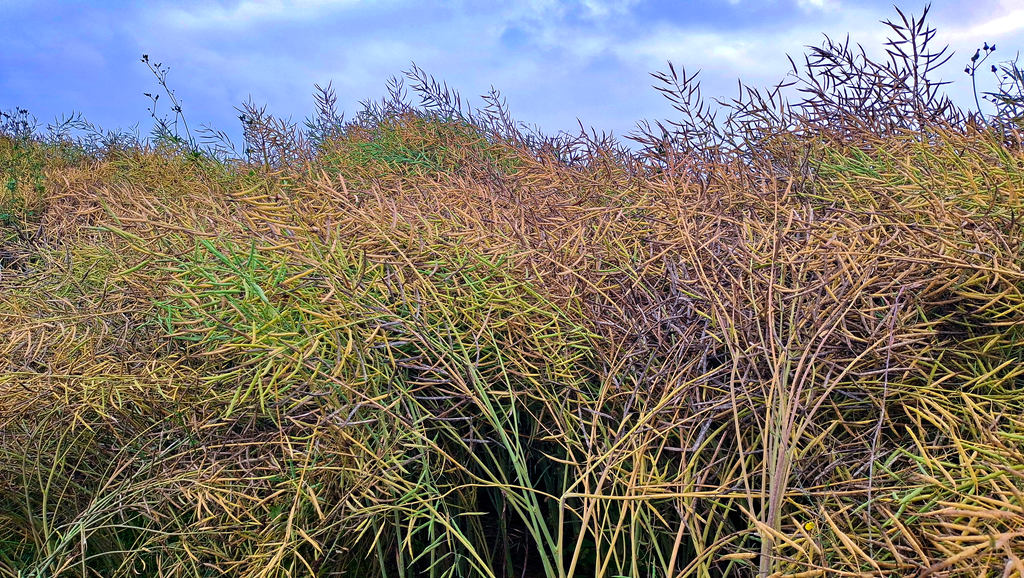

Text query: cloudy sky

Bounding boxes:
[2,0,1022,147]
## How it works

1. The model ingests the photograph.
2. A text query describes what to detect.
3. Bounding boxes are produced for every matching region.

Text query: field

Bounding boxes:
[2,11,1024,578]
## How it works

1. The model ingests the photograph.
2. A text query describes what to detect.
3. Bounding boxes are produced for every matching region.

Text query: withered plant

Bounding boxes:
[1,5,1023,577]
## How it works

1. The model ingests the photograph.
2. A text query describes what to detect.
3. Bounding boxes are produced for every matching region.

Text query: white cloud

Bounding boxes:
[616,29,758,72]
[498,0,638,22]
[163,0,364,30]
[579,0,641,19]
[796,0,840,12]
[612,5,889,80]
[941,8,1024,42]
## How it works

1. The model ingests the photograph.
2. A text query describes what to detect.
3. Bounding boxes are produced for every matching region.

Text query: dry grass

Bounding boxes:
[2,8,1024,577]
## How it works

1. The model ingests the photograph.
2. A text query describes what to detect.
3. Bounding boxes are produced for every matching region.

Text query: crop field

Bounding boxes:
[2,11,1024,578]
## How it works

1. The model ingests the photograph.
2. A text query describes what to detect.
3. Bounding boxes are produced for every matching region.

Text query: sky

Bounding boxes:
[1,0,1022,149]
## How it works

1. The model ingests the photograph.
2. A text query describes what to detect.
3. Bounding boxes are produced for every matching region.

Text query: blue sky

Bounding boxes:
[2,0,1022,147]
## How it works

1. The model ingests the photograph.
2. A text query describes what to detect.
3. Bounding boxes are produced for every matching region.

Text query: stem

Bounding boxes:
[972,69,984,116]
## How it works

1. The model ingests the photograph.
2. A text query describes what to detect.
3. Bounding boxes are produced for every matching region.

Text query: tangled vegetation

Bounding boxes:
[2,7,1024,577]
